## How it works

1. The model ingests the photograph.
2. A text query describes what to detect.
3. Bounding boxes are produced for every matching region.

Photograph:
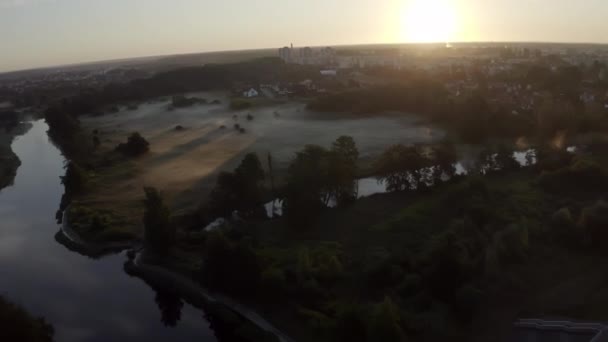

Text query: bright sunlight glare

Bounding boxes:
[401,0,459,43]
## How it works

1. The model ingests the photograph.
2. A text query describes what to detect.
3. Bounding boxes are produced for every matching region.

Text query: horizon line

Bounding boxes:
[2,39,608,76]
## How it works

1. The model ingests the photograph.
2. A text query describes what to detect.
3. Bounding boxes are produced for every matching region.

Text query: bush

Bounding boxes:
[453,284,484,319]
[369,297,406,342]
[171,95,205,108]
[60,161,88,196]
[115,132,150,157]
[230,99,252,110]
[201,233,261,297]
[492,223,529,265]
[260,267,287,297]
[579,201,608,248]
[334,304,368,342]
[551,207,579,244]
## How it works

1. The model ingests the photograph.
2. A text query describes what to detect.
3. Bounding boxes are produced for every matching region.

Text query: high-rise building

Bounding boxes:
[278,46,292,63]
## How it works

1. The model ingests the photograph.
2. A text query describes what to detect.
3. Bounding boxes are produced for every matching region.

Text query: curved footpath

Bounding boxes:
[125,255,295,342]
[59,212,295,342]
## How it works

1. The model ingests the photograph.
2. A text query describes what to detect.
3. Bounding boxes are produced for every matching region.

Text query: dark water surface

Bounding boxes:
[0,120,218,342]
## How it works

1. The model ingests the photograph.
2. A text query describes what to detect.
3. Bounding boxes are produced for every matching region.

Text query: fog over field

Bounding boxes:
[81,94,444,208]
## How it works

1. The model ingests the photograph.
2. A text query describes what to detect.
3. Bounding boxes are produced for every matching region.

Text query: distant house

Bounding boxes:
[243,88,259,98]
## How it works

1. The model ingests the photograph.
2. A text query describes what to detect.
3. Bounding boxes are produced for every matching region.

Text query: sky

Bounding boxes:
[1,0,607,72]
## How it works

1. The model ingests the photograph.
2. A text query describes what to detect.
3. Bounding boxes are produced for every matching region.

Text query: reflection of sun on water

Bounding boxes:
[401,0,459,43]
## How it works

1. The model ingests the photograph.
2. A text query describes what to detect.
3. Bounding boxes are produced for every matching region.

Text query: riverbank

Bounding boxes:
[59,96,442,244]
[54,208,136,258]
[0,122,31,191]
[125,254,294,342]
[0,119,225,341]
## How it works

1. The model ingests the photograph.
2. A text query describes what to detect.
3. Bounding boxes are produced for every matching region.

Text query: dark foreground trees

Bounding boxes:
[284,136,360,228]
[208,153,266,218]
[143,187,174,256]
[0,296,54,342]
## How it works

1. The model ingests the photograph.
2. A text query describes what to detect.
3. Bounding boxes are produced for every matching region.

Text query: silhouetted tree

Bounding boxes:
[369,297,405,342]
[208,153,265,218]
[284,145,329,228]
[154,290,184,327]
[375,144,429,191]
[432,143,457,183]
[328,136,359,205]
[334,304,368,342]
[116,132,149,157]
[60,161,87,196]
[143,187,173,256]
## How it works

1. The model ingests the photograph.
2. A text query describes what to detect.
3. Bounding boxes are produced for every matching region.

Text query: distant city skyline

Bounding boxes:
[1,0,608,73]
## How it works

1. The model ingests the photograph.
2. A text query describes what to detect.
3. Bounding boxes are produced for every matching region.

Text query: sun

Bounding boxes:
[401,0,459,43]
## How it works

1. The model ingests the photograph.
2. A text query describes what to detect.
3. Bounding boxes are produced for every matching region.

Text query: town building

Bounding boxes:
[243,88,259,98]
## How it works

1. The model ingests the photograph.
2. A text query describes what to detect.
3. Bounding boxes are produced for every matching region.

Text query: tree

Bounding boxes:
[284,145,330,228]
[154,290,184,327]
[579,201,608,249]
[116,132,149,157]
[208,153,266,218]
[432,143,457,183]
[0,296,54,342]
[494,145,519,171]
[234,152,265,211]
[209,172,240,218]
[60,161,87,196]
[334,304,368,342]
[143,187,173,256]
[328,136,359,205]
[369,297,405,342]
[201,232,261,297]
[375,144,429,192]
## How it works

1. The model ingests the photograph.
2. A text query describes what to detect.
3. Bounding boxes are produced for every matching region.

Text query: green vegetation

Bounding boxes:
[32,56,608,341]
[0,140,20,191]
[207,152,266,219]
[0,296,54,342]
[65,203,137,243]
[230,99,253,110]
[60,161,89,196]
[170,95,206,108]
[115,132,150,157]
[143,187,174,256]
[307,73,608,143]
[184,139,608,342]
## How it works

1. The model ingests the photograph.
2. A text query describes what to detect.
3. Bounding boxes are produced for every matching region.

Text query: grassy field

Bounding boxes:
[72,94,444,243]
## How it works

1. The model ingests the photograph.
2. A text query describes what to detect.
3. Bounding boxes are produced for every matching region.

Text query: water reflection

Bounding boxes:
[0,120,218,342]
[154,289,185,327]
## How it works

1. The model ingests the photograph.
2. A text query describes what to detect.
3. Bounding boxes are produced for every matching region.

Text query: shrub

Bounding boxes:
[260,267,287,296]
[201,233,261,297]
[115,132,149,157]
[453,284,484,319]
[334,304,368,342]
[230,99,252,110]
[60,162,88,195]
[551,207,579,244]
[579,201,608,248]
[492,223,529,265]
[369,297,405,342]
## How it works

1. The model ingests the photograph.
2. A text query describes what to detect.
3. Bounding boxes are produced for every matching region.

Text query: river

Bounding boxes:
[0,120,219,342]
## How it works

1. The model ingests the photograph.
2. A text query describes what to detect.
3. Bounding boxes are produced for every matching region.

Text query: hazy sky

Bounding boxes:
[1,0,607,72]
